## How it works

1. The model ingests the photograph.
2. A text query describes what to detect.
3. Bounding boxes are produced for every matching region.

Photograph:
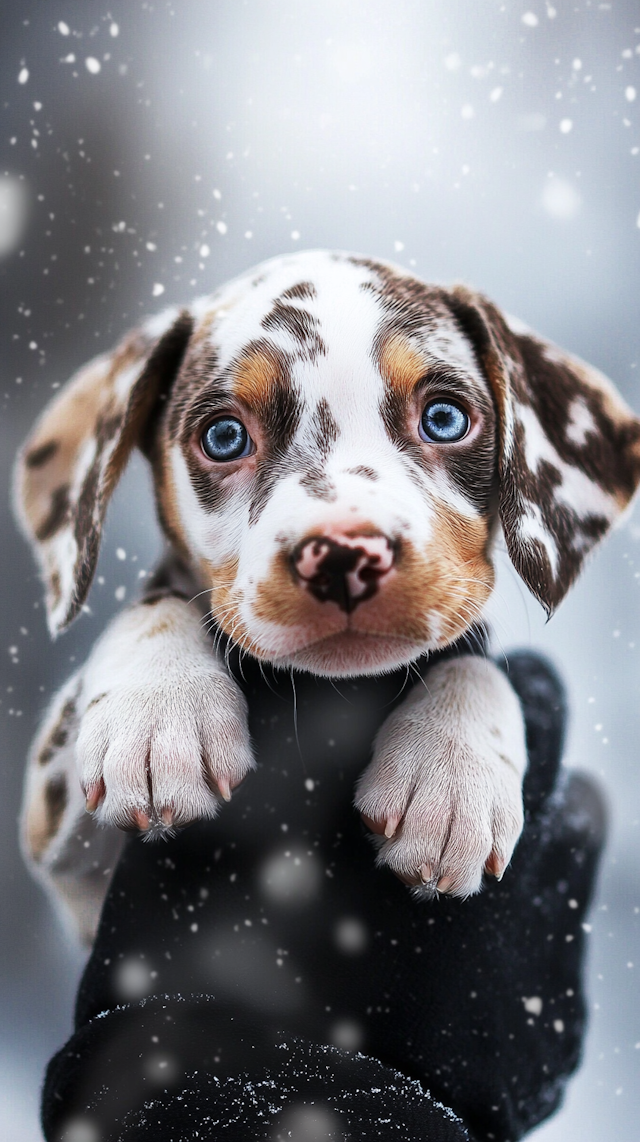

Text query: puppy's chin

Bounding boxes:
[274,630,432,678]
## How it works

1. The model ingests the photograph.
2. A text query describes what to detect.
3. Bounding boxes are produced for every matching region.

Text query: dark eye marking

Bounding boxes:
[419,400,470,443]
[201,417,252,462]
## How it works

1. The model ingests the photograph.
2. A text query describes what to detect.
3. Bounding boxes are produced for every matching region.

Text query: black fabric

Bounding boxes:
[42,653,605,1142]
[43,1000,470,1140]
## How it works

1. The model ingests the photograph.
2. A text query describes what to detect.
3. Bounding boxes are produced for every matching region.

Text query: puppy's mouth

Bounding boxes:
[208,528,494,677]
[280,628,426,677]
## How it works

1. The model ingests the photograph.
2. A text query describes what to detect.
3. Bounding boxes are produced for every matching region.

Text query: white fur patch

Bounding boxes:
[355,657,526,897]
[76,599,254,829]
[565,396,598,446]
[516,403,617,523]
[517,502,559,577]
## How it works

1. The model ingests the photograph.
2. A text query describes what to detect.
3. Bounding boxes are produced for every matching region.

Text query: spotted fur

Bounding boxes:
[16,311,194,633]
[448,288,640,612]
[15,250,640,941]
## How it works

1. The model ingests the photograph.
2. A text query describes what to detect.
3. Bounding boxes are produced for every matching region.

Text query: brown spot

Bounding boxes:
[280,281,317,302]
[379,333,426,402]
[37,696,77,764]
[346,466,379,481]
[49,570,61,608]
[308,398,339,455]
[377,337,432,458]
[232,341,287,408]
[139,617,175,639]
[262,298,326,360]
[35,485,71,542]
[26,774,68,860]
[25,440,59,469]
[86,693,107,711]
[299,471,337,501]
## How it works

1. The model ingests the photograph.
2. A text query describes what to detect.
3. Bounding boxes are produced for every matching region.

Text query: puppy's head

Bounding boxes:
[16,251,640,676]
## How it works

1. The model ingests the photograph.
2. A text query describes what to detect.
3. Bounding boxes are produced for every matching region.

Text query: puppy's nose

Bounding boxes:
[292,534,395,613]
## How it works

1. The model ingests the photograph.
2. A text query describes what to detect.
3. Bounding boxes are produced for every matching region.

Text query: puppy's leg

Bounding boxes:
[21,673,126,945]
[355,657,527,897]
[75,592,254,831]
[23,576,254,942]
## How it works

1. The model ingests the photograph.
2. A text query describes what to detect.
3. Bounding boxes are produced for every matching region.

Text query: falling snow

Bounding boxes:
[3,4,640,1140]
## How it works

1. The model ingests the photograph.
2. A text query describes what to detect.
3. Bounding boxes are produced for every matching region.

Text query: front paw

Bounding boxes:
[357,752,523,898]
[77,672,254,832]
[354,659,527,897]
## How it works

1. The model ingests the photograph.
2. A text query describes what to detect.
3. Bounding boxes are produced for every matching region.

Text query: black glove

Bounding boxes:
[42,653,606,1142]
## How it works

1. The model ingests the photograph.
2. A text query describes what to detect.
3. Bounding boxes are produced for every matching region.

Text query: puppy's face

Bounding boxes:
[17,249,640,654]
[157,253,498,675]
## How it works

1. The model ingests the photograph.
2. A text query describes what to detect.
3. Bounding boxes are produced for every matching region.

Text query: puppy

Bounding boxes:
[15,250,640,943]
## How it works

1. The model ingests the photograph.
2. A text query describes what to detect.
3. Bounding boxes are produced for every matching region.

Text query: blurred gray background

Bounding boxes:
[1,1,639,1137]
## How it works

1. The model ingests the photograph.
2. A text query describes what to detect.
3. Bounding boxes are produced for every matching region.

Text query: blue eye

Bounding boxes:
[201,417,251,461]
[419,400,470,443]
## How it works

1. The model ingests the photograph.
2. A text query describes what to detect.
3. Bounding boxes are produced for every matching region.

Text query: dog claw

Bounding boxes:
[384,815,401,839]
[437,875,453,893]
[133,809,151,831]
[485,853,506,879]
[161,808,174,827]
[85,781,105,813]
[418,863,433,884]
[217,776,232,802]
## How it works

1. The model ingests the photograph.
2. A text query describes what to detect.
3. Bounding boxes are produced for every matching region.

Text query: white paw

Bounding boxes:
[354,658,527,897]
[77,672,254,832]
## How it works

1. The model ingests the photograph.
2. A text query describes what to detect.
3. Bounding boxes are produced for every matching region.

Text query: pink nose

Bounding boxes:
[292,534,395,613]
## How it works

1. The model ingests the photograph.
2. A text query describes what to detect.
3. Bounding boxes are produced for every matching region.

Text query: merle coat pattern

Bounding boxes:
[14,250,640,942]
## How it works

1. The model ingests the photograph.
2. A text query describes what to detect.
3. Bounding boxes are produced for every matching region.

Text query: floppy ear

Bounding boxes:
[14,308,194,636]
[449,286,640,614]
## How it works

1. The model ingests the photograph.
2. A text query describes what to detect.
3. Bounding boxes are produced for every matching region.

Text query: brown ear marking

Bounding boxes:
[449,286,640,613]
[25,440,60,469]
[26,773,68,861]
[15,309,194,636]
[33,484,71,543]
[36,696,77,766]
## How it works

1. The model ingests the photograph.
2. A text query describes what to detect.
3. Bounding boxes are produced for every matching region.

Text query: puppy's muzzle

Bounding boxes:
[292,534,396,614]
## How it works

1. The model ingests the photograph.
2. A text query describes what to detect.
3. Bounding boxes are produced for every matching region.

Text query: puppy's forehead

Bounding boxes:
[191,251,483,385]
